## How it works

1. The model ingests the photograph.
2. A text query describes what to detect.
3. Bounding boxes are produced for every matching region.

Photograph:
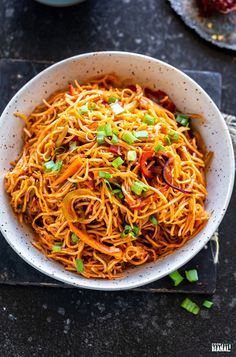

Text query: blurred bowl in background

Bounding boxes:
[35,0,86,7]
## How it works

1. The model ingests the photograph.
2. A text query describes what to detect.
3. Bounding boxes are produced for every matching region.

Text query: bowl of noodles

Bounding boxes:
[0,52,234,290]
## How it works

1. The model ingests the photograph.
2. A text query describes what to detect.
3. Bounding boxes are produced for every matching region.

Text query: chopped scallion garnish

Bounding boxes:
[52,242,62,252]
[202,300,213,309]
[143,114,156,125]
[169,270,184,286]
[112,188,124,199]
[79,104,88,114]
[110,102,124,115]
[108,96,118,104]
[43,160,63,173]
[96,132,106,144]
[154,144,165,152]
[127,150,137,161]
[131,181,149,195]
[132,224,139,237]
[75,258,84,273]
[176,114,190,127]
[88,102,96,110]
[111,133,119,144]
[111,156,124,169]
[122,131,137,144]
[181,298,200,315]
[149,215,158,225]
[185,269,199,282]
[133,130,149,139]
[71,233,79,243]
[121,224,139,238]
[104,123,113,136]
[99,171,113,179]
[165,132,179,145]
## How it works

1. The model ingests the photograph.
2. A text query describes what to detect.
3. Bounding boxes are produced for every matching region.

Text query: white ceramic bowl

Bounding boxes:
[0,52,234,290]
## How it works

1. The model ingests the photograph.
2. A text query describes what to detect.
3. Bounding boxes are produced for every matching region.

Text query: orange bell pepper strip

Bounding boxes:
[53,156,82,186]
[69,222,123,259]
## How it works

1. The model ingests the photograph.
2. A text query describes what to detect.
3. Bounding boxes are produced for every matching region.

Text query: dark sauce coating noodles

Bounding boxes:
[5,75,209,279]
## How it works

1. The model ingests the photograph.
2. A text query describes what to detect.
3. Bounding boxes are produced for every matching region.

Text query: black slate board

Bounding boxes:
[0,59,221,293]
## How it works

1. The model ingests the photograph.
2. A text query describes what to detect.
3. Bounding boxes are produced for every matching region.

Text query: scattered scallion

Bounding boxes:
[132,224,139,237]
[99,171,113,179]
[185,269,199,283]
[104,123,113,136]
[143,113,156,125]
[169,270,184,286]
[75,258,84,273]
[131,181,149,195]
[43,160,63,173]
[52,242,62,252]
[122,131,137,145]
[202,300,214,309]
[111,156,124,169]
[149,215,158,225]
[88,102,96,110]
[176,114,190,127]
[112,188,124,199]
[108,96,118,104]
[127,150,137,161]
[79,104,88,115]
[154,144,165,152]
[133,130,149,139]
[111,133,119,144]
[121,224,139,238]
[110,102,124,115]
[71,233,79,244]
[165,131,179,145]
[96,131,106,144]
[181,298,200,315]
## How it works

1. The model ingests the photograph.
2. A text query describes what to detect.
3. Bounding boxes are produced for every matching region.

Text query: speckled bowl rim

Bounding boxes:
[0,51,235,290]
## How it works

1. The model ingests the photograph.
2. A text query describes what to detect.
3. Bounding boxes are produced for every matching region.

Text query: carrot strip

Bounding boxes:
[53,156,82,186]
[69,223,123,259]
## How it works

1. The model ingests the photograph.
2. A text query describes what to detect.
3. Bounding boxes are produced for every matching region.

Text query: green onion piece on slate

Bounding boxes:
[75,258,84,273]
[71,233,79,243]
[143,114,156,125]
[169,270,184,286]
[111,157,124,168]
[185,269,199,282]
[154,144,165,152]
[79,104,88,114]
[111,134,119,144]
[134,130,149,139]
[88,102,96,110]
[131,181,149,195]
[149,215,158,225]
[181,298,200,315]
[69,141,77,151]
[99,171,113,179]
[122,131,137,144]
[202,300,213,309]
[108,96,118,104]
[127,150,137,161]
[176,114,189,127]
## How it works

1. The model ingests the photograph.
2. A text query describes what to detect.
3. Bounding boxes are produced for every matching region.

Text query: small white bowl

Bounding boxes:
[0,52,234,290]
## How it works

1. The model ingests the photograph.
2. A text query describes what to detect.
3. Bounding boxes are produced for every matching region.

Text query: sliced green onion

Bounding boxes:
[170,131,179,141]
[143,114,156,125]
[43,160,62,173]
[132,224,139,237]
[96,131,106,144]
[113,128,119,135]
[111,134,119,144]
[69,141,77,151]
[88,102,96,110]
[104,179,113,191]
[202,300,214,309]
[111,156,124,169]
[154,144,165,152]
[99,171,113,179]
[108,96,118,104]
[52,242,62,252]
[104,123,113,136]
[43,160,56,172]
[75,258,84,273]
[181,298,200,315]
[122,131,137,144]
[165,135,172,145]
[185,269,199,282]
[149,215,158,225]
[79,104,88,114]
[121,224,139,238]
[169,270,184,286]
[71,233,79,243]
[131,181,149,195]
[112,188,124,199]
[133,130,149,139]
[127,150,137,161]
[176,114,190,127]
[110,102,124,115]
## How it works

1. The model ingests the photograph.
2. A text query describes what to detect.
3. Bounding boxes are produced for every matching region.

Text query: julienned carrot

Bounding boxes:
[53,156,82,186]
[69,222,123,259]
